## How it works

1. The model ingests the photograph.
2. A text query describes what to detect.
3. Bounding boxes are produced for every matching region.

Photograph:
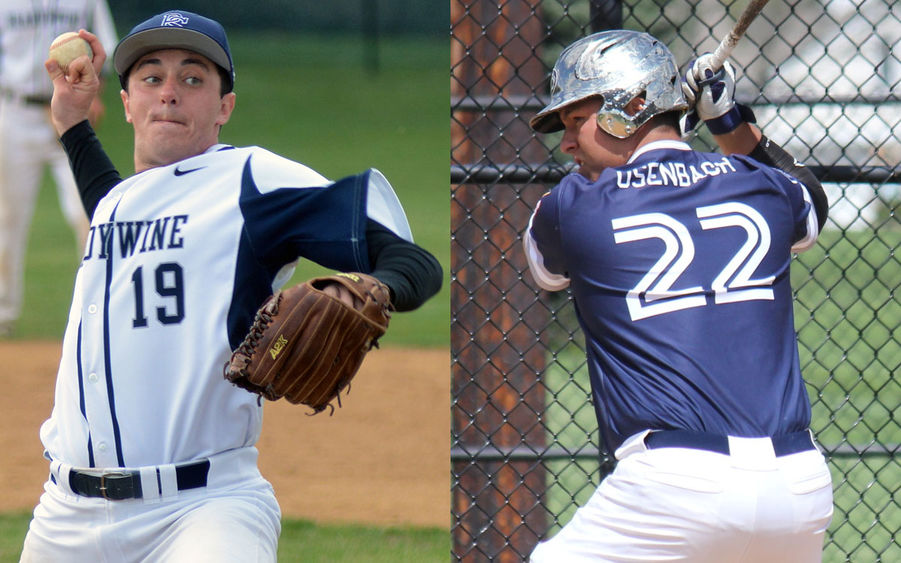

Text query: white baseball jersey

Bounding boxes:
[39,144,412,469]
[0,0,116,99]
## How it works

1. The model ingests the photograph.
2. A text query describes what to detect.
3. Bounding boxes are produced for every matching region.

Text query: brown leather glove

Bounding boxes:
[224,273,392,413]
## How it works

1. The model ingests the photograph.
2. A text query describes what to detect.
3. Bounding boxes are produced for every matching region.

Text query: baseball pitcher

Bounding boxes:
[19,10,442,562]
[524,31,832,561]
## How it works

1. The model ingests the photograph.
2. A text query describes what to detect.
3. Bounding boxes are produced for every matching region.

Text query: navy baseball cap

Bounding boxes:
[113,10,235,92]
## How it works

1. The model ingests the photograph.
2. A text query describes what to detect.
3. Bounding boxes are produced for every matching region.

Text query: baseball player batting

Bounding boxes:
[20,10,442,562]
[524,31,833,561]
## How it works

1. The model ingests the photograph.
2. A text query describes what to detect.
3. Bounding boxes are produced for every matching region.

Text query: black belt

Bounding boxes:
[644,430,815,457]
[67,460,210,501]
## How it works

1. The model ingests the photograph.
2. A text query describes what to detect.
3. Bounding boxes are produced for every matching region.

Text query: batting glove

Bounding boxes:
[682,55,754,135]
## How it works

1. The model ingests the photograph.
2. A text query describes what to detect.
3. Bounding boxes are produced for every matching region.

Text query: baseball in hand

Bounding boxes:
[48,32,93,70]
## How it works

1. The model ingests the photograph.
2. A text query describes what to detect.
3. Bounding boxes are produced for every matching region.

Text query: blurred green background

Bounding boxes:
[110,0,444,36]
[2,3,450,561]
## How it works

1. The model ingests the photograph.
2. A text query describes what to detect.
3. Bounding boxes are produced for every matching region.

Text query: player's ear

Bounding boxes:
[120,89,134,124]
[625,94,647,117]
[216,92,236,127]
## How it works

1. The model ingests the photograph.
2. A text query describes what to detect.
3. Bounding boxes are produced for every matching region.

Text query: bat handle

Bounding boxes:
[709,33,738,73]
[708,0,771,73]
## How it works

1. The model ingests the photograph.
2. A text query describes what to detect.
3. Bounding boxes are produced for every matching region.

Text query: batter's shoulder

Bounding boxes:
[730,151,772,171]
[550,171,594,200]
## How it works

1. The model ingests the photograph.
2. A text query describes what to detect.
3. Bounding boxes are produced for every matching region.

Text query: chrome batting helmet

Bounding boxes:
[530,30,688,138]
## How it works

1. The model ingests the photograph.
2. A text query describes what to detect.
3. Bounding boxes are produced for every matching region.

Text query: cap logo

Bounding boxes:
[161,12,190,27]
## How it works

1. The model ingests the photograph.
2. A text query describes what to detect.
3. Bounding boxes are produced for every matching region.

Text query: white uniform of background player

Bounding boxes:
[0,0,116,336]
[19,10,442,562]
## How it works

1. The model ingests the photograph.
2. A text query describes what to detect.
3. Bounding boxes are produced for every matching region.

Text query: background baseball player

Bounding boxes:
[20,10,442,561]
[0,0,116,338]
[524,31,833,561]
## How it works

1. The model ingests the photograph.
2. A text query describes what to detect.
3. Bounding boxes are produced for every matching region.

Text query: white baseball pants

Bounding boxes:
[19,447,281,563]
[530,430,834,562]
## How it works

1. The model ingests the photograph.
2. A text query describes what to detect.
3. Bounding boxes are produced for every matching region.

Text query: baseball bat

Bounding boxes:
[708,0,771,71]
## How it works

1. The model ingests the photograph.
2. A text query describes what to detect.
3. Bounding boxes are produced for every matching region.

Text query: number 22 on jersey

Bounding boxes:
[612,201,775,321]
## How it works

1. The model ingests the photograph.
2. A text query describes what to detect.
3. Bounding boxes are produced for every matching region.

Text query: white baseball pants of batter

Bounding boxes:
[19,447,281,563]
[0,98,89,326]
[530,430,834,563]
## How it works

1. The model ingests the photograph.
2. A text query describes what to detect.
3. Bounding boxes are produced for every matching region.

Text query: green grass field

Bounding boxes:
[0,511,447,563]
[3,31,449,561]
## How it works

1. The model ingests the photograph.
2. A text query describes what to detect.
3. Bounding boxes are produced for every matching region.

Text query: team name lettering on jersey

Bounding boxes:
[6,9,80,29]
[616,157,737,189]
[83,215,189,260]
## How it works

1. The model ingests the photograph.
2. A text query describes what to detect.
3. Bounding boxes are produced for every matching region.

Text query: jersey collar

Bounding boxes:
[205,144,234,153]
[627,139,691,164]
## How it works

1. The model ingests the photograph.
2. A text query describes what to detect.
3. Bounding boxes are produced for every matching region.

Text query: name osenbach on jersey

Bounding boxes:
[615,156,736,189]
[82,214,188,260]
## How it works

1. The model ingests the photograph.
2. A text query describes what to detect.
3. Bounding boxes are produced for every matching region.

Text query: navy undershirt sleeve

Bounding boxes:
[366,219,443,312]
[59,120,121,219]
[749,135,828,230]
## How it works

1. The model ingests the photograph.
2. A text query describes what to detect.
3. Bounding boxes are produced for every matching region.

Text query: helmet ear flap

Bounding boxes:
[595,92,648,139]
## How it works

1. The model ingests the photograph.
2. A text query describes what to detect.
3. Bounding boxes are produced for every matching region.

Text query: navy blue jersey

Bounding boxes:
[525,140,820,452]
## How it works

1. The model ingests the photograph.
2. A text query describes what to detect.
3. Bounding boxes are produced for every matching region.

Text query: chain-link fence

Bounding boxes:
[451,1,900,560]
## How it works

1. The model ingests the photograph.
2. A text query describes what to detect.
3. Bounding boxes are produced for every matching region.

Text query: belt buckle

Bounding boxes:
[99,471,133,500]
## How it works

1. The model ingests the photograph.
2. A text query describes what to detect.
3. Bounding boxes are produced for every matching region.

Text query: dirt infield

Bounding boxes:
[0,341,449,529]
